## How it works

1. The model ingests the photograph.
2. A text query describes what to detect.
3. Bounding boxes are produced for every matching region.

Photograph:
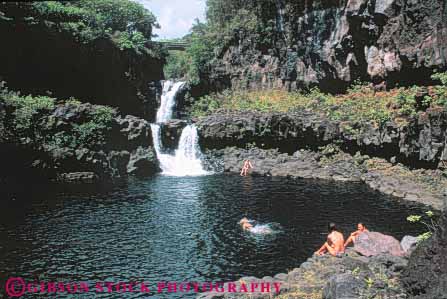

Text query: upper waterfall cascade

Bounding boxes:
[150,80,209,176]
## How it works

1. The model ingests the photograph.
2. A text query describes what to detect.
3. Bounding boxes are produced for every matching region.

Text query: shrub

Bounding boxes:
[1,82,116,150]
[395,87,418,117]
[407,210,440,242]
[1,88,55,132]
[431,71,447,108]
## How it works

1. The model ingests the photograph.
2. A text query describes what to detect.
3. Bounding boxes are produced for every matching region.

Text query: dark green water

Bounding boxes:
[0,174,426,298]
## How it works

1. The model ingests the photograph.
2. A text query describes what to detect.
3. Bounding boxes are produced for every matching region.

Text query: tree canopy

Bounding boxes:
[1,1,160,53]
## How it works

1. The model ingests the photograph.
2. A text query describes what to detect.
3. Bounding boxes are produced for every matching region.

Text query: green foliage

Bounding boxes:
[407,210,439,243]
[56,104,115,149]
[164,50,192,80]
[1,87,55,132]
[190,84,396,128]
[185,20,215,84]
[364,277,374,289]
[0,83,116,150]
[395,87,418,117]
[432,71,447,85]
[430,71,447,108]
[76,0,158,37]
[115,31,146,52]
[1,1,161,55]
[167,0,277,83]
[189,94,222,117]
[161,19,214,82]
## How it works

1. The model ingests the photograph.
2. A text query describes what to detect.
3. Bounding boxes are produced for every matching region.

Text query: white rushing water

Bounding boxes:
[275,0,285,32]
[150,80,209,176]
[156,81,185,123]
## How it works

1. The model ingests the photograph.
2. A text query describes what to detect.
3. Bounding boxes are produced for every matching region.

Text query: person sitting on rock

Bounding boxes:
[239,217,254,230]
[344,223,368,248]
[240,159,253,176]
[315,223,345,257]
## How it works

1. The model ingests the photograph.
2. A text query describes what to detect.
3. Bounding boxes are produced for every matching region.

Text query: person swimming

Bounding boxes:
[239,217,254,230]
[239,218,278,235]
[344,223,368,248]
[240,159,253,176]
[315,223,345,257]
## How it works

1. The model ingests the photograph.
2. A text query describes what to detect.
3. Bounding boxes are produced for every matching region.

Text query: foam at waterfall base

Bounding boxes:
[150,80,209,177]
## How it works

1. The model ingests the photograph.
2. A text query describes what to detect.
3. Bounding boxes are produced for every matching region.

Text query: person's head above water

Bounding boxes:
[357,223,366,231]
[239,217,249,224]
[328,222,337,232]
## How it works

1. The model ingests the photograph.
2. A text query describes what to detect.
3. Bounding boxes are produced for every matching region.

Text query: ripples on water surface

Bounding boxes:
[0,174,427,298]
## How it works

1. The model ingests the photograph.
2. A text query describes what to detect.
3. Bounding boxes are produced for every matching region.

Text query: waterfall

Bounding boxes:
[150,80,209,176]
[156,81,185,123]
[275,0,285,33]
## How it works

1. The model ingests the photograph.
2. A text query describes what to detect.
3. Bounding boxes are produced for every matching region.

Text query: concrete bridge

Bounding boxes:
[158,41,189,51]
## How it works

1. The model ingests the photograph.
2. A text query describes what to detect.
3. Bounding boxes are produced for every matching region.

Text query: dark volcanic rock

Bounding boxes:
[323,273,363,299]
[0,99,158,181]
[207,0,447,92]
[200,249,409,299]
[160,119,188,152]
[402,206,447,299]
[207,146,362,181]
[196,109,447,168]
[127,146,159,176]
[0,4,164,120]
[115,115,153,149]
[354,232,405,257]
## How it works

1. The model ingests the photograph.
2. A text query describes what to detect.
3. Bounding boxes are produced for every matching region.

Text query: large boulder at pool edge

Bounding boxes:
[354,232,405,257]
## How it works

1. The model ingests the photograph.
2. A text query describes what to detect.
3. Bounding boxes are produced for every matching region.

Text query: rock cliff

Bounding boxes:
[196,109,447,168]
[402,204,447,298]
[209,0,447,92]
[0,98,158,182]
[0,4,164,121]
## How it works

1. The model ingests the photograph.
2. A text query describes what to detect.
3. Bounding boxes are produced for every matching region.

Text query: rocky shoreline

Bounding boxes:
[198,212,447,299]
[198,248,412,299]
[202,146,445,210]
[194,109,447,210]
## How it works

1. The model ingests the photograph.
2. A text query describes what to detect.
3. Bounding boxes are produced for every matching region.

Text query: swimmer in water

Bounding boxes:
[240,159,253,176]
[315,222,345,257]
[344,223,368,248]
[239,217,253,230]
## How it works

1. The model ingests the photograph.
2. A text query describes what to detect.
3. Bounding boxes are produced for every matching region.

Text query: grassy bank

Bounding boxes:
[190,73,447,128]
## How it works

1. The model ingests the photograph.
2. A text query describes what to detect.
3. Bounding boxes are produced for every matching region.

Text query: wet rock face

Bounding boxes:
[196,109,447,168]
[0,100,158,181]
[159,119,188,152]
[402,208,447,299]
[210,0,447,92]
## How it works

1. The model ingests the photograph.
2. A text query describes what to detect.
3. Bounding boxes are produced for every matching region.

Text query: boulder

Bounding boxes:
[354,232,405,257]
[160,119,188,151]
[323,273,363,299]
[116,115,152,149]
[127,146,159,176]
[400,235,418,255]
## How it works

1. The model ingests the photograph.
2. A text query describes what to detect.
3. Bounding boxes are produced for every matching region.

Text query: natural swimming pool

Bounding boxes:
[0,174,427,298]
